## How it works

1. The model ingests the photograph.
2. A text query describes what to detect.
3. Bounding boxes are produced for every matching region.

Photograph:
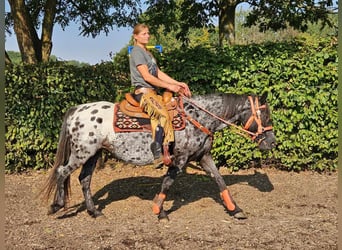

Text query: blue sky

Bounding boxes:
[5,2,242,65]
[5,1,336,65]
[6,25,132,65]
[5,2,255,64]
[12,2,339,64]
[5,1,135,65]
[5,9,133,65]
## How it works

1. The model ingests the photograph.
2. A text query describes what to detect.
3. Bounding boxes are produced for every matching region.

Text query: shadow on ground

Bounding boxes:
[58,166,273,219]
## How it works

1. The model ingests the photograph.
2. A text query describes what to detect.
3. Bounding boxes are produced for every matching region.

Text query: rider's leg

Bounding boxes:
[159,116,174,165]
[140,92,174,165]
[150,125,163,160]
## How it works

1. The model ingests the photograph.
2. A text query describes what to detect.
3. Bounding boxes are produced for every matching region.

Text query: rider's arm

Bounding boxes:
[136,64,181,93]
[157,69,191,97]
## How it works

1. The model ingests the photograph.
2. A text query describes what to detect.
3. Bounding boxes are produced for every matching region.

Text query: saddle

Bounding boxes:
[119,91,180,122]
[115,91,185,167]
[114,91,186,134]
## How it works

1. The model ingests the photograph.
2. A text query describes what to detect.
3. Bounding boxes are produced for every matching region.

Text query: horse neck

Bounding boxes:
[185,93,249,132]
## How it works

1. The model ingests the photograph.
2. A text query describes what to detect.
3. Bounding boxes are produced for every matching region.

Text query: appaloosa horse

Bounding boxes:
[43,92,276,220]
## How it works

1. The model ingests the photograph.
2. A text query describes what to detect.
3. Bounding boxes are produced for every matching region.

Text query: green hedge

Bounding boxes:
[5,37,337,172]
[159,37,337,171]
[5,62,131,172]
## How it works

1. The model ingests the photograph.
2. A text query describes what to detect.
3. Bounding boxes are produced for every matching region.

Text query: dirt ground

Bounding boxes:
[5,160,337,249]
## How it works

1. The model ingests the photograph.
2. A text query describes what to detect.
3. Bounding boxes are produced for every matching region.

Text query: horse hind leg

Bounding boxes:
[78,151,103,218]
[48,156,79,215]
[200,153,247,219]
[47,176,69,214]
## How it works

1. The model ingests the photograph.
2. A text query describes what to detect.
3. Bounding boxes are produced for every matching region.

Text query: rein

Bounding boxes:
[180,95,273,142]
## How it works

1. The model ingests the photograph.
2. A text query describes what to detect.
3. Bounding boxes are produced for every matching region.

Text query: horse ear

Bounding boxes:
[260,92,268,104]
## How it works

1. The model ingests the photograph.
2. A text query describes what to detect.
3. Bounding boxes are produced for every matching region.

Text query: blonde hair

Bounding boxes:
[133,23,149,44]
[133,23,149,35]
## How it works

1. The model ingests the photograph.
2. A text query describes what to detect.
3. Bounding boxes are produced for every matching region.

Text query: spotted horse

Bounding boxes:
[42,92,276,220]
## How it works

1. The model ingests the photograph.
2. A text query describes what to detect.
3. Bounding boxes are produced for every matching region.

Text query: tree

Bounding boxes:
[6,0,337,64]
[5,51,12,64]
[6,0,142,64]
[142,0,338,46]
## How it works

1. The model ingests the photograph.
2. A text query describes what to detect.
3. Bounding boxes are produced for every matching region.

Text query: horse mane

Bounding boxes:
[193,92,249,120]
[221,93,249,119]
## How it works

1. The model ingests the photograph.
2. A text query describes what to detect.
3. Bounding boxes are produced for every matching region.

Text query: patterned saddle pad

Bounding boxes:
[113,103,186,133]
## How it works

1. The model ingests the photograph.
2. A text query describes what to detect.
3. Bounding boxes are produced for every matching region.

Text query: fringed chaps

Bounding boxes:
[140,92,174,144]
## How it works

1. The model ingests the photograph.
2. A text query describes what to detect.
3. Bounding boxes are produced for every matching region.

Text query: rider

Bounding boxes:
[129,23,191,165]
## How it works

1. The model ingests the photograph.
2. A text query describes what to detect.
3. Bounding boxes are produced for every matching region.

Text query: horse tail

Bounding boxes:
[41,107,76,205]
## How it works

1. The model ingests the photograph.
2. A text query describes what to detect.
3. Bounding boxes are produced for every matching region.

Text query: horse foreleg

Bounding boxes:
[153,166,180,220]
[200,153,247,219]
[79,151,103,218]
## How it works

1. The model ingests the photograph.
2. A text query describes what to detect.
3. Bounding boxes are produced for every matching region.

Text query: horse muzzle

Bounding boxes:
[256,131,277,151]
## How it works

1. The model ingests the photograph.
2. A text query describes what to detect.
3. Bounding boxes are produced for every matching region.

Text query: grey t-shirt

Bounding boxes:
[129,46,158,89]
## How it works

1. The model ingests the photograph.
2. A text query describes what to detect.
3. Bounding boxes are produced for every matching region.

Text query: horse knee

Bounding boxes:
[166,166,180,179]
[56,166,70,183]
[162,166,180,191]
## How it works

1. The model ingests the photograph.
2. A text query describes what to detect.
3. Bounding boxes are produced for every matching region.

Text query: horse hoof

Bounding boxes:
[234,211,247,220]
[88,210,104,218]
[157,210,169,221]
[47,204,63,215]
[226,204,247,219]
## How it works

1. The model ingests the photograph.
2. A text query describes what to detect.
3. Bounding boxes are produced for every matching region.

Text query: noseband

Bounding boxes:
[181,95,273,143]
[243,96,273,142]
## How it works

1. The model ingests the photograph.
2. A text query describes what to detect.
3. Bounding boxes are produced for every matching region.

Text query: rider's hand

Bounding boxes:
[177,82,191,97]
[168,84,182,94]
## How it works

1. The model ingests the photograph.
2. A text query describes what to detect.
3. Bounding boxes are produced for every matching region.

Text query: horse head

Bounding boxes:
[241,92,276,151]
[182,92,276,151]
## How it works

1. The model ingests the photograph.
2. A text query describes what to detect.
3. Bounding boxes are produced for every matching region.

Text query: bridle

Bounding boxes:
[181,95,273,143]
[243,96,273,142]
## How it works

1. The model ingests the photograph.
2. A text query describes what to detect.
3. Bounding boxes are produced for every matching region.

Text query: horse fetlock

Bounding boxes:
[157,209,169,221]
[223,202,247,219]
[227,207,247,219]
[152,193,166,215]
[87,209,104,218]
[47,204,63,215]
[220,189,236,211]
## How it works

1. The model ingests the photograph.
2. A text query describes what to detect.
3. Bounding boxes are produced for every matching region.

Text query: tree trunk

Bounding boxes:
[5,51,12,65]
[8,0,56,64]
[41,0,57,62]
[219,0,239,46]
[8,0,40,64]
